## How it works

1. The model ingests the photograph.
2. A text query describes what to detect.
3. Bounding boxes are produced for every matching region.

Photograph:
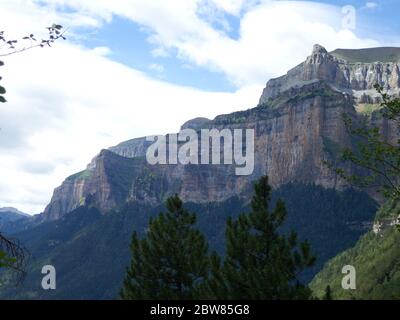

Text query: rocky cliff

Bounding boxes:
[41,45,400,221]
[260,45,400,105]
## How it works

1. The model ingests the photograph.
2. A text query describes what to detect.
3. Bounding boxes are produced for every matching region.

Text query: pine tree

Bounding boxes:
[203,175,316,299]
[120,195,209,299]
[323,285,333,300]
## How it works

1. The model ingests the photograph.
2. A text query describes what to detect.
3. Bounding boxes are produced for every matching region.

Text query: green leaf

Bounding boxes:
[0,250,15,268]
[0,95,7,103]
[0,85,6,94]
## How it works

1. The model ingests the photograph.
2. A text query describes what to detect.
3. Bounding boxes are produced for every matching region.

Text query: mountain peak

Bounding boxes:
[312,44,328,55]
[259,45,400,105]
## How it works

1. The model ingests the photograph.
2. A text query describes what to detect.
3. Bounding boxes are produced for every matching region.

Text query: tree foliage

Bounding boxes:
[323,285,333,300]
[310,202,400,300]
[0,24,66,103]
[120,195,209,300]
[0,24,65,276]
[0,233,28,282]
[122,177,316,300]
[332,85,400,202]
[201,176,316,299]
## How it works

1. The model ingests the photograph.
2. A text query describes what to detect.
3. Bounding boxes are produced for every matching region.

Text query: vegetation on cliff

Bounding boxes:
[310,203,400,300]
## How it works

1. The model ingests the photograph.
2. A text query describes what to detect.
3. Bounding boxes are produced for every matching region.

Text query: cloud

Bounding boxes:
[207,0,248,16]
[364,2,378,10]
[18,159,57,175]
[91,46,112,56]
[0,0,391,213]
[25,0,381,86]
[148,63,165,73]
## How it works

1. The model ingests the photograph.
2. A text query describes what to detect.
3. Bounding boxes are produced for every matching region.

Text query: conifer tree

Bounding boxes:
[121,195,209,299]
[203,176,316,300]
[323,285,333,300]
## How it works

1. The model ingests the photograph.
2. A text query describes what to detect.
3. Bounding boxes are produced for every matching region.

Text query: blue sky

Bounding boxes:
[79,17,237,92]
[0,0,399,213]
[310,0,400,37]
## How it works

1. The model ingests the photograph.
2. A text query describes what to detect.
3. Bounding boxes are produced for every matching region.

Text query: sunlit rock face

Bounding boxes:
[259,44,400,105]
[41,45,400,221]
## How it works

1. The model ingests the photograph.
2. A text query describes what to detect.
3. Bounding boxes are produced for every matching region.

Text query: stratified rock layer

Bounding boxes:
[42,45,400,220]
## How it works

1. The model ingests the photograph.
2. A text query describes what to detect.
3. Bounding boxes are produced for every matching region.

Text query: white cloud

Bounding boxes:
[364,2,378,10]
[148,63,165,73]
[25,0,381,86]
[91,46,112,56]
[208,0,248,16]
[0,0,391,213]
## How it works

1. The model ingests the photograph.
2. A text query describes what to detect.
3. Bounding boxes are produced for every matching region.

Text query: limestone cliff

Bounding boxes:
[259,45,400,105]
[41,45,400,220]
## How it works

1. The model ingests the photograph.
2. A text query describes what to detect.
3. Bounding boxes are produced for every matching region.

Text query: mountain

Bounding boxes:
[310,202,400,300]
[41,44,400,221]
[0,207,29,217]
[1,44,398,299]
[0,208,31,231]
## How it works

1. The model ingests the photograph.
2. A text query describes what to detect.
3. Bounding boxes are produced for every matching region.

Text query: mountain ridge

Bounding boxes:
[0,207,32,235]
[0,207,30,217]
[39,44,400,221]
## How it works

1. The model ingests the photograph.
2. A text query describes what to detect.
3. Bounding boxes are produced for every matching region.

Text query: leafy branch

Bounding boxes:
[327,84,400,201]
[0,233,29,283]
[0,24,66,103]
[0,24,64,279]
[0,24,67,57]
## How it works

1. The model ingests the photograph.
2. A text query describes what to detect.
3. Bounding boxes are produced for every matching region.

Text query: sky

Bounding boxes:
[0,0,399,214]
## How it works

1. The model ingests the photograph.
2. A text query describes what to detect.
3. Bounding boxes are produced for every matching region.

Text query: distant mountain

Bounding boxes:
[0,207,29,217]
[310,203,400,300]
[0,207,31,230]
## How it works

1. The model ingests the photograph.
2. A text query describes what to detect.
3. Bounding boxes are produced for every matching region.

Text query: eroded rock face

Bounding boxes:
[108,137,151,159]
[180,117,211,131]
[259,44,400,105]
[42,45,400,220]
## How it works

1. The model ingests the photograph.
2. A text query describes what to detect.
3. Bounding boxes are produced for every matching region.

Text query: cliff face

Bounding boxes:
[42,45,400,221]
[260,45,400,105]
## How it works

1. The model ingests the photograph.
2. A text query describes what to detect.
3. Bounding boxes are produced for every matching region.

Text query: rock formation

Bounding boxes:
[41,45,400,220]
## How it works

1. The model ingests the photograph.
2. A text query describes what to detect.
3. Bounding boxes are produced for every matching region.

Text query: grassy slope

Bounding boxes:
[355,104,382,116]
[310,204,400,300]
[331,47,400,63]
